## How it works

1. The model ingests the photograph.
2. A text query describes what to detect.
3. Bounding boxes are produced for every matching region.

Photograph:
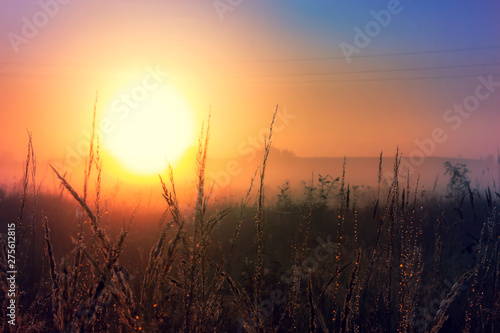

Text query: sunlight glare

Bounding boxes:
[102,83,195,175]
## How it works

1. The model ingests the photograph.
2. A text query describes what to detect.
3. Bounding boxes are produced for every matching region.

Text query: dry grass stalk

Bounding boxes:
[42,216,58,290]
[227,168,257,275]
[429,266,477,333]
[307,272,318,333]
[83,92,98,204]
[219,268,259,332]
[17,131,32,231]
[284,198,314,330]
[359,149,399,326]
[49,96,141,331]
[140,168,184,315]
[50,165,112,257]
[397,177,424,332]
[382,150,402,326]
[29,131,37,282]
[340,249,361,333]
[253,106,277,308]
[331,157,347,326]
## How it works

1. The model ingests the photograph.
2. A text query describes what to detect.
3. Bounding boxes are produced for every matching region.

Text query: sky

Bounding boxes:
[1,0,499,190]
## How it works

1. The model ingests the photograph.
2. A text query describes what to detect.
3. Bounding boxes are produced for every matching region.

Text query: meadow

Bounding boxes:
[0,110,499,332]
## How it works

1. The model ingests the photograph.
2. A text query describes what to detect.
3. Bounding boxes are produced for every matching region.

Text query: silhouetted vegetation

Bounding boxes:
[1,108,499,332]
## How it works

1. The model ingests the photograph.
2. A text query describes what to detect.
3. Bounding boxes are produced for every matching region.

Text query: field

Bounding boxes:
[1,113,499,333]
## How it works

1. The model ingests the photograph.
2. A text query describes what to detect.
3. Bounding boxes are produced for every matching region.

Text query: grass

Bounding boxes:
[0,103,499,332]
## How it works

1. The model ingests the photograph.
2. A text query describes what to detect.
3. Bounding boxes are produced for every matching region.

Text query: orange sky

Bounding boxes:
[1,1,500,192]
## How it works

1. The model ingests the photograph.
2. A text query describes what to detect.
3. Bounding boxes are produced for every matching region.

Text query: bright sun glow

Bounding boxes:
[102,83,195,175]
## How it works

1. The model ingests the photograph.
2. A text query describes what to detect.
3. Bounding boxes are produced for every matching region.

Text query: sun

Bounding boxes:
[102,84,195,175]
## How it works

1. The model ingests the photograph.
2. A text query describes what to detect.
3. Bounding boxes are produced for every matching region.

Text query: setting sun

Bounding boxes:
[2,1,500,331]
[102,84,195,175]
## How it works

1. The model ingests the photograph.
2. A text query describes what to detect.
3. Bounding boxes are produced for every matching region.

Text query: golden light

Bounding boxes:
[102,83,195,175]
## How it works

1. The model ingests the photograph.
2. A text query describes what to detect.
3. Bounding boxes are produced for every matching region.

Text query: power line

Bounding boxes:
[2,45,498,68]
[232,62,500,78]
[184,73,500,83]
[223,45,500,64]
[295,73,500,83]
[2,46,500,83]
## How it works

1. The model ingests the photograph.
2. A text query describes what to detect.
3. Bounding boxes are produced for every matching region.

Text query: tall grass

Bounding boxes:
[1,101,499,332]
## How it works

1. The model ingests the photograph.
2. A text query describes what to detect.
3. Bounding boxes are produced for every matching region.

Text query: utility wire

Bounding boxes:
[183,73,500,84]
[222,45,500,64]
[1,46,499,67]
[230,62,500,78]
[3,46,500,82]
[291,73,500,83]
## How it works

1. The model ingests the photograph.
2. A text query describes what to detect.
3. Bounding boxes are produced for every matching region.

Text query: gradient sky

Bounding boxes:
[1,0,499,186]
